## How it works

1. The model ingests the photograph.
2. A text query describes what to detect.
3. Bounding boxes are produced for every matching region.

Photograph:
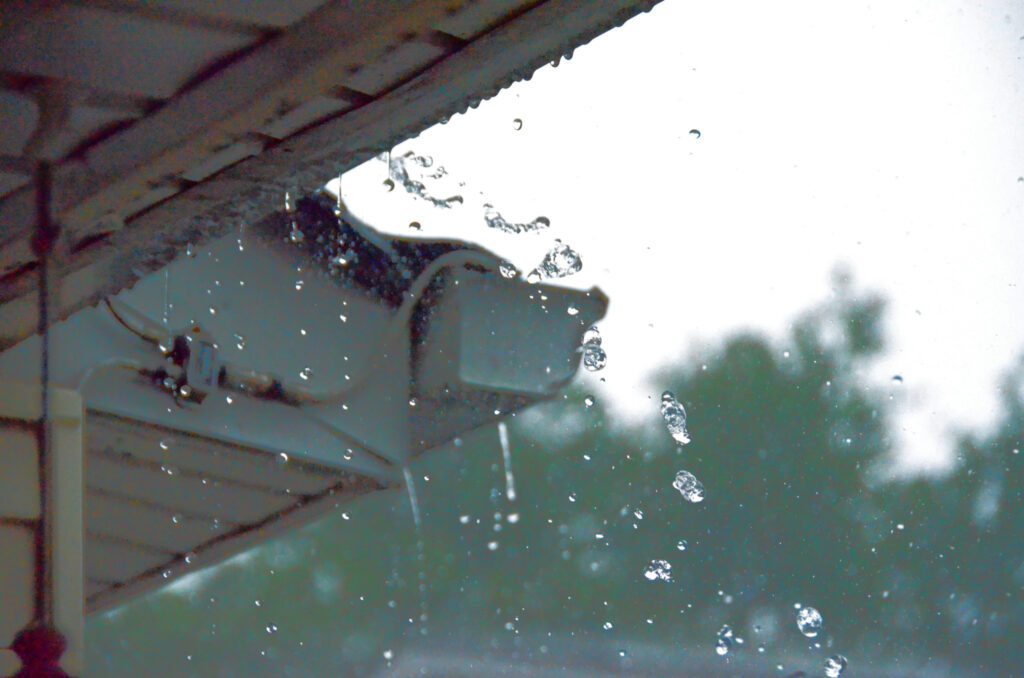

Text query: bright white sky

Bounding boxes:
[334,0,1024,475]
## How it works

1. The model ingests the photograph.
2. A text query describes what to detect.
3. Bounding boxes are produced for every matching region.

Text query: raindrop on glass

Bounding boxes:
[661,391,691,444]
[796,606,823,638]
[672,470,705,503]
[824,655,848,677]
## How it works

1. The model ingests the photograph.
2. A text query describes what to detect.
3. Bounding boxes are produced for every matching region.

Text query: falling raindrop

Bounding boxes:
[513,118,523,130]
[796,606,823,638]
[661,391,691,444]
[715,625,734,656]
[676,539,688,551]
[265,623,278,635]
[171,513,182,525]
[824,655,848,677]
[498,421,516,502]
[584,395,595,408]
[672,470,705,503]
[581,325,607,371]
[299,367,312,381]
[689,129,702,139]
[409,221,422,231]
[186,243,196,258]
[234,333,246,351]
[891,375,904,384]
[383,178,395,192]
[603,622,614,630]
[498,261,518,279]
[567,304,579,316]
[643,559,673,582]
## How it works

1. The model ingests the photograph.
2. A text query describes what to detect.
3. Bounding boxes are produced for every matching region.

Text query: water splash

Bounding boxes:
[498,421,516,502]
[529,239,582,281]
[715,625,734,656]
[498,261,518,279]
[660,391,691,444]
[643,559,673,582]
[796,606,823,638]
[581,325,607,371]
[824,655,848,677]
[388,151,463,208]
[483,204,550,234]
[672,470,705,503]
[402,465,429,636]
[402,465,422,531]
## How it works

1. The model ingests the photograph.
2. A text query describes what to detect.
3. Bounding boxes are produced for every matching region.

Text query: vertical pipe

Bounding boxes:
[31,161,56,627]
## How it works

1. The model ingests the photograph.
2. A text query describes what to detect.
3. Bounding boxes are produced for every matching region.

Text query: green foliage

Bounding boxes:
[87,284,1023,676]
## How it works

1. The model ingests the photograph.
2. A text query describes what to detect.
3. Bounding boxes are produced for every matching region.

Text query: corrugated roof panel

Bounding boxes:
[85,452,295,524]
[0,91,38,157]
[86,491,232,554]
[144,0,331,28]
[342,40,450,96]
[84,538,170,583]
[89,412,345,496]
[0,6,253,99]
[434,0,528,39]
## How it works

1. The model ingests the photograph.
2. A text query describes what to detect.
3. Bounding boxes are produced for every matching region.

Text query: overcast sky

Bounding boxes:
[334,0,1024,475]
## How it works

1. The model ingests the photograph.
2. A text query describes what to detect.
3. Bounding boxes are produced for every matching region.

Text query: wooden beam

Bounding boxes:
[0,0,659,349]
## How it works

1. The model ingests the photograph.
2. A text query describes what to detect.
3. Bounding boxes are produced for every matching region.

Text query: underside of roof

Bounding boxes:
[0,0,658,351]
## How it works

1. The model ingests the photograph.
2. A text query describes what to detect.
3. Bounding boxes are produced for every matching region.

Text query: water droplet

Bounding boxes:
[288,225,305,244]
[507,513,519,524]
[581,325,607,371]
[409,221,422,231]
[796,606,823,638]
[171,513,182,525]
[584,395,595,408]
[603,622,613,630]
[891,375,903,384]
[530,240,582,279]
[383,649,393,661]
[672,470,705,503]
[266,623,278,635]
[498,261,518,279]
[459,515,470,524]
[689,128,702,139]
[278,452,289,464]
[299,367,312,381]
[159,440,169,451]
[643,559,673,582]
[661,391,691,444]
[234,333,246,350]
[483,205,552,234]
[186,243,197,258]
[676,539,688,551]
[383,178,395,192]
[513,118,523,130]
[567,304,579,316]
[487,541,499,551]
[824,655,848,677]
[715,625,734,656]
